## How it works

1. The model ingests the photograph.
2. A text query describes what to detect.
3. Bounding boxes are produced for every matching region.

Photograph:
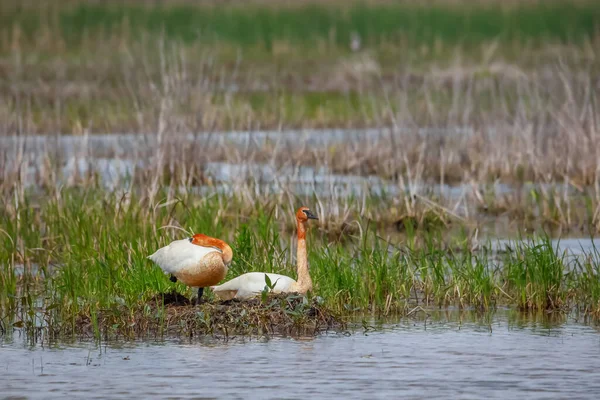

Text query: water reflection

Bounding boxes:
[1,310,600,399]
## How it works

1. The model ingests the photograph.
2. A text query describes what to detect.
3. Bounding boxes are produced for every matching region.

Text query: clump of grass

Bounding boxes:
[571,243,600,318]
[503,237,568,311]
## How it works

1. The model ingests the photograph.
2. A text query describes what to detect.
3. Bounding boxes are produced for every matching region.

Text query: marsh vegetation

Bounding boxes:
[2,0,600,341]
[2,189,600,341]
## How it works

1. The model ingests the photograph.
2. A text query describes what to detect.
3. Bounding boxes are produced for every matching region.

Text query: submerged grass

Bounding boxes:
[1,188,600,341]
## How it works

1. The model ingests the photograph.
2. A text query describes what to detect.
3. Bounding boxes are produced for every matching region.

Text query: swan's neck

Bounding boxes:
[192,233,233,266]
[295,221,312,293]
[220,243,233,266]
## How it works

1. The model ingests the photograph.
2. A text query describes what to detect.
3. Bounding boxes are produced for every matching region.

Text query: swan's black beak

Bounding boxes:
[304,210,319,220]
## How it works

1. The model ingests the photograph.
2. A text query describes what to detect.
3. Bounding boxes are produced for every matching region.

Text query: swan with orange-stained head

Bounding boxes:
[210,206,318,300]
[148,233,233,303]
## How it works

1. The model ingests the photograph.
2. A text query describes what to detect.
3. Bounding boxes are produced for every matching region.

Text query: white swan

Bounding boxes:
[148,233,233,303]
[211,206,318,300]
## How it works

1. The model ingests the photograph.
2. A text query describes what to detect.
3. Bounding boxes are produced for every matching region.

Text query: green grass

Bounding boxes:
[1,188,599,340]
[5,1,599,52]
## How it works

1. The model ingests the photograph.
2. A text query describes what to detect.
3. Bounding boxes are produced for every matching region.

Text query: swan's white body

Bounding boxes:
[211,206,317,301]
[210,272,296,300]
[148,239,221,275]
[148,234,232,293]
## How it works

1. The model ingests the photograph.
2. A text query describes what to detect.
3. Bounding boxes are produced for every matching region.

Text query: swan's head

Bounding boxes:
[296,206,318,223]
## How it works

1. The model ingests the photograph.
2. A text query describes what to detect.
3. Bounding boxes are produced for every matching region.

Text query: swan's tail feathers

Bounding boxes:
[147,251,159,262]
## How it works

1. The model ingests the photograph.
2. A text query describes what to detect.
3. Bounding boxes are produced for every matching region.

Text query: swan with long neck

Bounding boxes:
[148,233,233,303]
[210,207,318,300]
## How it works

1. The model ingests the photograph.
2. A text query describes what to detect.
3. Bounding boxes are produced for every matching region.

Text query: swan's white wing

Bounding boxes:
[148,239,221,274]
[211,272,296,299]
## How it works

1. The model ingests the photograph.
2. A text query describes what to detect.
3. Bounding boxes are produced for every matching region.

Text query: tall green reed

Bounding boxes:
[503,237,568,310]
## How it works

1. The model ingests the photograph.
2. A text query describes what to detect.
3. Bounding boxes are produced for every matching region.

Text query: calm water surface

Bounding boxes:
[2,312,600,399]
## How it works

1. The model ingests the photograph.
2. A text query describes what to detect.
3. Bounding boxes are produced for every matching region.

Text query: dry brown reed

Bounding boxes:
[3,52,600,236]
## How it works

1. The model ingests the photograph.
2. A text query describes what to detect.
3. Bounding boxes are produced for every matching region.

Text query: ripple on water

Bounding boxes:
[1,312,600,399]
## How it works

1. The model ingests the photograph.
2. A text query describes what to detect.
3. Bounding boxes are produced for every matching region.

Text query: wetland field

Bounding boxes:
[2,0,600,398]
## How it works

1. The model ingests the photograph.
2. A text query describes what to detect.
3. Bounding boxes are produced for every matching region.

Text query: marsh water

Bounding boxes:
[0,129,589,240]
[2,311,600,400]
[3,131,600,398]
[0,129,580,198]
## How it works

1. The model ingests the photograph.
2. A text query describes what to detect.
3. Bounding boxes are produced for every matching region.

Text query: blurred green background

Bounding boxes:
[1,0,598,133]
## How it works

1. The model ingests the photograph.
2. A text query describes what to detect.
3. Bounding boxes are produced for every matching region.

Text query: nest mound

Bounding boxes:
[73,291,345,340]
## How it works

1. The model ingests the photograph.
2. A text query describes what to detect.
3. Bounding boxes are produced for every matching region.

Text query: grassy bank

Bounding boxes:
[1,188,600,341]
